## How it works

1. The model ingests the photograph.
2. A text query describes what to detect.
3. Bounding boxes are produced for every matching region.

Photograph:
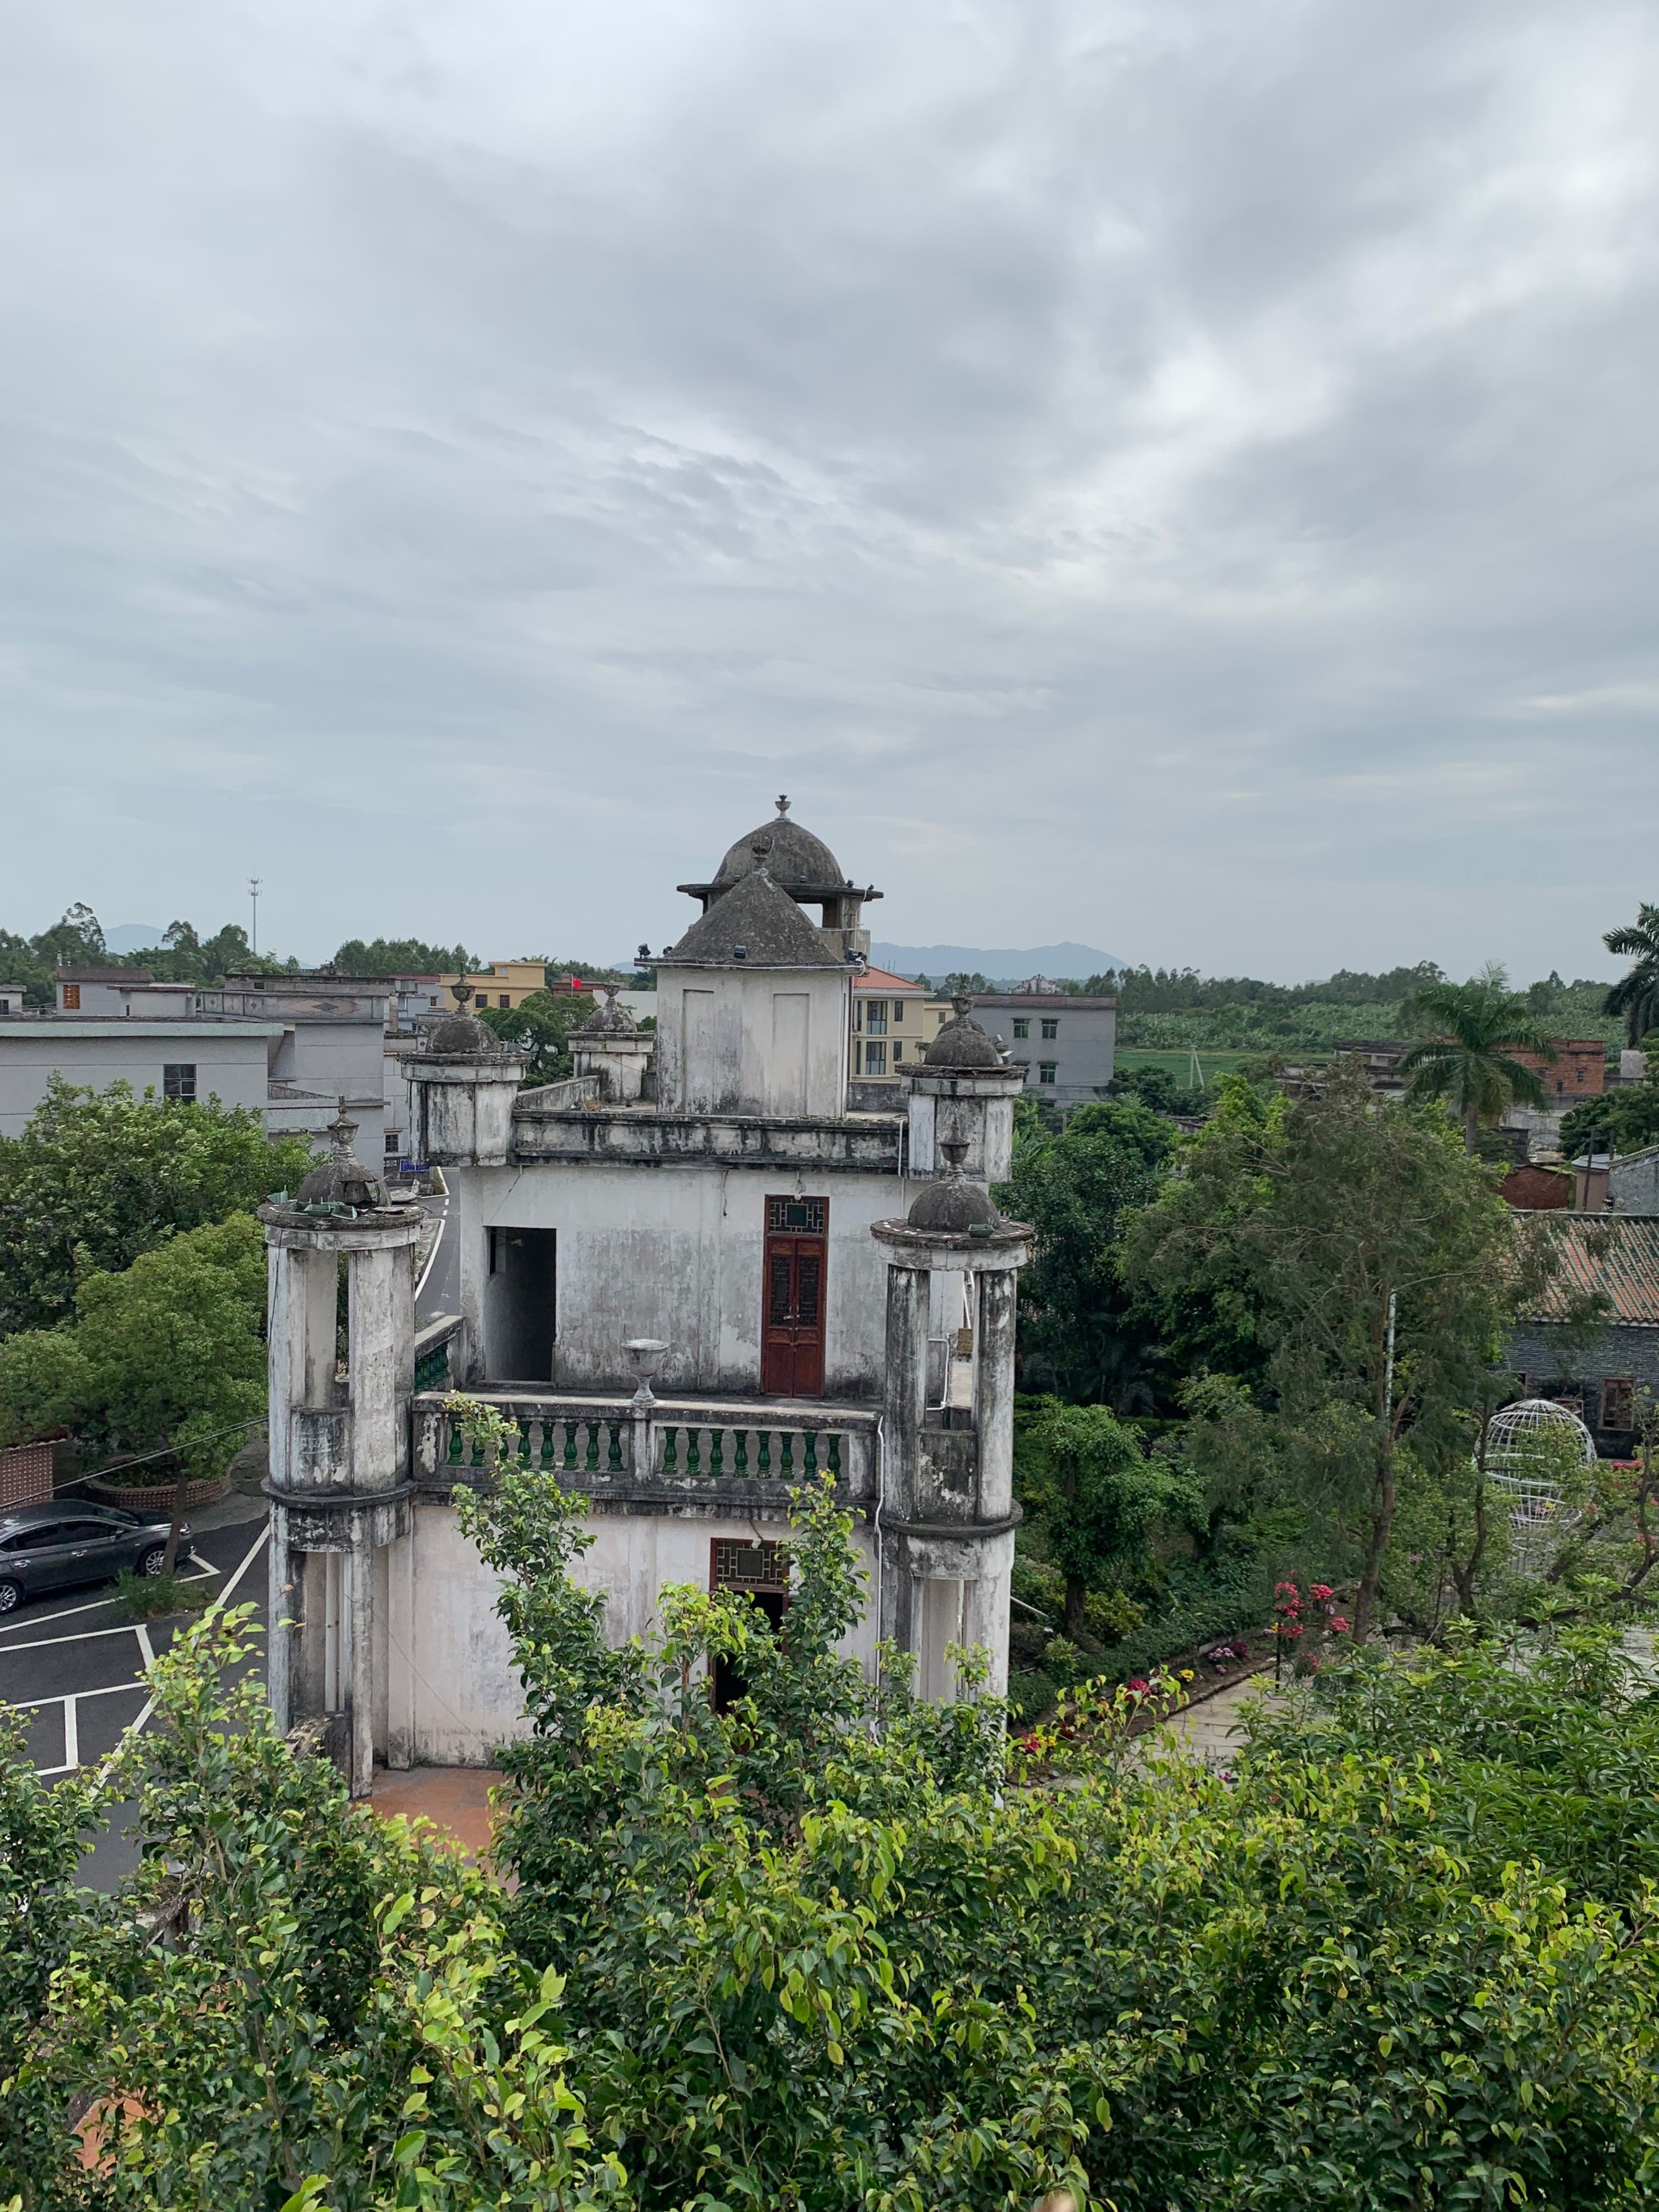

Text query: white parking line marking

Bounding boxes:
[134,1624,155,1668]
[211,1521,271,1615]
[0,1557,221,1640]
[62,1697,78,1770]
[0,1622,155,1656]
[8,1676,148,1712]
[105,1522,271,1770]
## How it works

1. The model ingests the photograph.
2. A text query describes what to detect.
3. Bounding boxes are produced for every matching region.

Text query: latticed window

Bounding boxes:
[163,1063,197,1101]
[766,1197,825,1232]
[711,1540,791,1591]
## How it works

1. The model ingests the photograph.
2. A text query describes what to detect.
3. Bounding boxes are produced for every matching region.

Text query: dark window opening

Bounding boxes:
[1041,1018,1059,1040]
[1038,1062,1058,1085]
[163,1063,197,1101]
[1602,1378,1636,1430]
[710,1540,791,1711]
[1012,1017,1029,1039]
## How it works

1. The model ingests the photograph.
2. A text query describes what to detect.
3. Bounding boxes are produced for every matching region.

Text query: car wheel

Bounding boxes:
[139,1545,169,1578]
[0,1580,19,1615]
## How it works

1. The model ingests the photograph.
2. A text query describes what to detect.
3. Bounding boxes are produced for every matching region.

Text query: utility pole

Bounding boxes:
[249,877,262,958]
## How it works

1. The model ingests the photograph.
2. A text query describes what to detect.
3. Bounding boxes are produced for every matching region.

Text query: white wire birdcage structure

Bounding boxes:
[1483,1398,1596,1571]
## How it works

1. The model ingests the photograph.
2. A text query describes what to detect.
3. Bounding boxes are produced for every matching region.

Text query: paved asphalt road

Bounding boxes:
[0,1510,271,1889]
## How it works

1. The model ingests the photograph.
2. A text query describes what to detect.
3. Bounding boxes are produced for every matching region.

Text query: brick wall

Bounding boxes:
[1510,1040,1607,1100]
[0,1441,53,1509]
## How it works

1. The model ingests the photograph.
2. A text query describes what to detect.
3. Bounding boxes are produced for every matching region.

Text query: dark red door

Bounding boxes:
[761,1195,827,1396]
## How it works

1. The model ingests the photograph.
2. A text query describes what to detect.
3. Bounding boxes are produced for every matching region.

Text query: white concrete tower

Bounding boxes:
[871,1140,1033,1700]
[260,1115,424,1797]
[405,982,525,1168]
[906,995,1028,1182]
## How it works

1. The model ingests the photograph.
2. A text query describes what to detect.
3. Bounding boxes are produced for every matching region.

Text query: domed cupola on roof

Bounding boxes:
[714,796,844,897]
[923,995,1004,1072]
[426,979,505,1058]
[676,795,882,963]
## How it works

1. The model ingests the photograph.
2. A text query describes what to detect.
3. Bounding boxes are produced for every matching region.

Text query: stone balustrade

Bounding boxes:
[410,1390,879,1514]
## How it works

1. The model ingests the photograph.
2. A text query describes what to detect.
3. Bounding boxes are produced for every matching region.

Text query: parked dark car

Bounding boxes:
[0,1501,190,1613]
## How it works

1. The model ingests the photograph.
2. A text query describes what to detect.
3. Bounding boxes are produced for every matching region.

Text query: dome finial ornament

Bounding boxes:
[775,792,791,817]
[922,994,1004,1071]
[450,978,474,1008]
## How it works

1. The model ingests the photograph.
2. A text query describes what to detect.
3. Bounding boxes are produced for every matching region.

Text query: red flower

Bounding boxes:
[1329,1616,1351,1634]
[1310,1584,1334,1602]
[1126,1676,1149,1694]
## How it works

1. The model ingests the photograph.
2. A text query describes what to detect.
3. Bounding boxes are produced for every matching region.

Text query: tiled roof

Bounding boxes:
[855,966,927,992]
[1524,1212,1659,1324]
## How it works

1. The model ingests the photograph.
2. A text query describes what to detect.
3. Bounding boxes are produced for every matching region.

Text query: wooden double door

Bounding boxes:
[761,1194,827,1397]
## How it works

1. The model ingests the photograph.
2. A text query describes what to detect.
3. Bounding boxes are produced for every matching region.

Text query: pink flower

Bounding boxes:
[1310,1584,1334,1602]
[1330,1616,1350,1634]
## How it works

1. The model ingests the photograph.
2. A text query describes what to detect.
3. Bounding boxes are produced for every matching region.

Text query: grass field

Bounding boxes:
[1112,1047,1260,1087]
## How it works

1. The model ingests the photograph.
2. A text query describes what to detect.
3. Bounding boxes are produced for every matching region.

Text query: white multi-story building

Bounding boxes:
[0,967,390,1151]
[260,801,1034,1793]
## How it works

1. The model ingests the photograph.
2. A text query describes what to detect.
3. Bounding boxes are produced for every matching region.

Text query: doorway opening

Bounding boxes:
[761,1195,827,1396]
[486,1227,557,1382]
[710,1538,791,1710]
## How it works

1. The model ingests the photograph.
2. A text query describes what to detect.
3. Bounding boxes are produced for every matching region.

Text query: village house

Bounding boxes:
[1508,1212,1659,1457]
[261,800,1034,1796]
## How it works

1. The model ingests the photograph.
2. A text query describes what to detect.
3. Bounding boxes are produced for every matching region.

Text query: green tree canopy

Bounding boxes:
[1603,902,1659,1047]
[995,1096,1175,1405]
[128,919,293,983]
[13,1483,1659,2206]
[329,935,474,976]
[1017,1399,1201,1634]
[1399,963,1557,1151]
[0,1076,313,1332]
[478,989,591,1085]
[1124,1067,1550,1636]
[0,1213,267,1475]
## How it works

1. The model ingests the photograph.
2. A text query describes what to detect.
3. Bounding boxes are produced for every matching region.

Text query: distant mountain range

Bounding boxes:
[870,942,1124,985]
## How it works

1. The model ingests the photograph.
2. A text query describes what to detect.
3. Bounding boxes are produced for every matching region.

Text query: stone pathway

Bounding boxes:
[1156,1669,1281,1767]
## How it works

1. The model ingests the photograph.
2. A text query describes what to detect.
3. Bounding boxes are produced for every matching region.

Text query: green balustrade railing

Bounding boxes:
[432,1408,862,1491]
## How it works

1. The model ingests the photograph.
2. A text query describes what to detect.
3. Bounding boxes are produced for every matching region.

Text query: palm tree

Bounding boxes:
[1603,903,1659,1048]
[1398,964,1556,1152]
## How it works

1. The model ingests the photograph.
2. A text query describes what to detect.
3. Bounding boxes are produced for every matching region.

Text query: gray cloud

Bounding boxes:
[1,0,1656,976]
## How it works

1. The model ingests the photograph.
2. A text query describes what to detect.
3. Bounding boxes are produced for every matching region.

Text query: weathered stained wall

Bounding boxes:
[654,966,850,1118]
[451,1159,915,1396]
[381,1501,880,1766]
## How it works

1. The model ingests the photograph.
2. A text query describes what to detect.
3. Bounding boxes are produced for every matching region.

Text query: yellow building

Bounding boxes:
[436,960,548,1011]
[850,967,951,1083]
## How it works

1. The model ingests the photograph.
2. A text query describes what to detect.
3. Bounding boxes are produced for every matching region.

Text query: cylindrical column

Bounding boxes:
[267,1505,293,1736]
[349,1525,374,1800]
[881,1262,931,1522]
[974,1265,1019,1521]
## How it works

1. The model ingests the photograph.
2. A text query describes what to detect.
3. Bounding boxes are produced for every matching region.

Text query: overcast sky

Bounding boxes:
[2,0,1656,980]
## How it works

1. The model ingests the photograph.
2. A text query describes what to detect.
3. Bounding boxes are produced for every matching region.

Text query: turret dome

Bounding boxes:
[426,980,505,1057]
[922,995,1004,1071]
[293,1112,387,1211]
[711,794,844,895]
